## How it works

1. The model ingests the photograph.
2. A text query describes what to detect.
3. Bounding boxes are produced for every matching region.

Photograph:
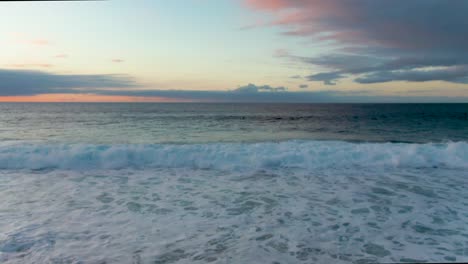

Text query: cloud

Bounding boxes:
[97,88,468,103]
[11,34,51,46]
[112,59,124,63]
[233,83,287,92]
[29,39,50,46]
[296,52,468,85]
[299,84,308,89]
[0,70,465,102]
[244,0,468,85]
[289,75,301,79]
[0,69,138,96]
[355,66,468,84]
[307,71,344,85]
[93,88,351,102]
[54,54,68,59]
[245,0,468,51]
[7,64,53,68]
[273,49,290,58]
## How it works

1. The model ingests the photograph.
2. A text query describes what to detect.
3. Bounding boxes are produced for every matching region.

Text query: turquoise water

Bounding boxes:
[0,103,467,263]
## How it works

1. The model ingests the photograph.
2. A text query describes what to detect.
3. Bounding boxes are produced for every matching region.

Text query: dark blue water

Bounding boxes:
[0,103,467,144]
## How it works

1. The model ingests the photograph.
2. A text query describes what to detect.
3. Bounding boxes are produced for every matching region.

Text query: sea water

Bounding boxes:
[0,103,467,263]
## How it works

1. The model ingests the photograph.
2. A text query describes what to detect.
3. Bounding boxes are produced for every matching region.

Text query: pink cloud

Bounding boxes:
[243,0,366,46]
[10,33,52,46]
[54,54,68,58]
[30,39,50,46]
[244,0,289,11]
[242,0,468,51]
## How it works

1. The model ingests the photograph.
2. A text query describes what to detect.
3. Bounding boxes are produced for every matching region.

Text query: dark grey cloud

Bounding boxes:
[355,66,468,84]
[307,72,344,85]
[280,49,468,85]
[0,69,466,102]
[0,69,138,96]
[299,54,384,74]
[248,0,468,85]
[233,83,287,93]
[299,84,308,89]
[250,0,468,52]
[300,53,468,85]
[289,75,302,79]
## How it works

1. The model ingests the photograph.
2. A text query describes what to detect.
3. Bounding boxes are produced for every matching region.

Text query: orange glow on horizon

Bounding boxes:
[0,93,194,103]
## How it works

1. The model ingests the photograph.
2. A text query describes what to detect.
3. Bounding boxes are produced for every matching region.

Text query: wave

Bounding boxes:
[0,140,467,170]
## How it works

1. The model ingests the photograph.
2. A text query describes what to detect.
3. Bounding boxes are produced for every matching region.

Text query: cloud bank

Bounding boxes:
[0,69,466,102]
[0,69,138,96]
[244,0,468,85]
[234,83,287,93]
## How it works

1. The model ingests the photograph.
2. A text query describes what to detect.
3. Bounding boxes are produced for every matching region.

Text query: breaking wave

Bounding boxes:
[0,140,467,170]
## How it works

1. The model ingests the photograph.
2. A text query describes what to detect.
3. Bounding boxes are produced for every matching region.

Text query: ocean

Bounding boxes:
[0,103,467,263]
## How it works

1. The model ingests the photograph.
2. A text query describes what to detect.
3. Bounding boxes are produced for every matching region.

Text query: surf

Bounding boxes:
[0,140,466,171]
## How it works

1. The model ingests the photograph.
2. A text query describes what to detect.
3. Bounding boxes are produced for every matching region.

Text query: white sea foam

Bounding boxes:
[0,140,467,170]
[1,166,467,263]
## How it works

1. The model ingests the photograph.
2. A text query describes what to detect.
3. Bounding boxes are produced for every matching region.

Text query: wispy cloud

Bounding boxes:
[54,54,68,59]
[29,39,50,46]
[10,33,52,46]
[273,49,290,58]
[7,63,53,69]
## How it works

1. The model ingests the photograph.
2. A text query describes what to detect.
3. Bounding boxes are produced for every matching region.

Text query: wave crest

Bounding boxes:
[0,141,467,170]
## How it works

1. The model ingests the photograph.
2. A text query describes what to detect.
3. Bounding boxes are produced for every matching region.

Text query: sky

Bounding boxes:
[1,0,468,102]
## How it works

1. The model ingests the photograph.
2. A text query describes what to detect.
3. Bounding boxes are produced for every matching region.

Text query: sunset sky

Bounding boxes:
[1,0,468,102]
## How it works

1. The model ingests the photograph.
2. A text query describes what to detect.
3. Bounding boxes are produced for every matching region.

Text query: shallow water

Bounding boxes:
[1,166,467,263]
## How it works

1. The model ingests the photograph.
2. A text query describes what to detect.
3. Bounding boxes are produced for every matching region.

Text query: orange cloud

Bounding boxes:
[245,0,288,11]
[0,94,194,103]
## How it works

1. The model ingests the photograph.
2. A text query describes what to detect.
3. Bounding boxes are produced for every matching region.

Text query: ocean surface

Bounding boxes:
[0,103,467,263]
